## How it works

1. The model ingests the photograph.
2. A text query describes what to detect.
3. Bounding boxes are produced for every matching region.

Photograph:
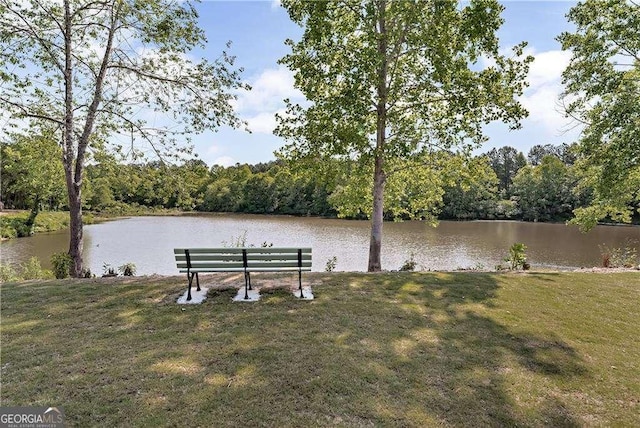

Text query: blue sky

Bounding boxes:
[189,1,580,167]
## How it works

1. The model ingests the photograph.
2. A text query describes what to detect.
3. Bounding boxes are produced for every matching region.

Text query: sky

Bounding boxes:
[181,1,581,167]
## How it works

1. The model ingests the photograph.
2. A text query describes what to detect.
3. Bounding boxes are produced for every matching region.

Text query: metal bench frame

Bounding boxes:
[174,247,312,301]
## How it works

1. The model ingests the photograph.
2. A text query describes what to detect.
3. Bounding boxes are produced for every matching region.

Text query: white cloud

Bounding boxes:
[245,108,289,134]
[212,156,235,167]
[526,50,571,89]
[271,0,281,9]
[519,49,576,135]
[235,65,304,114]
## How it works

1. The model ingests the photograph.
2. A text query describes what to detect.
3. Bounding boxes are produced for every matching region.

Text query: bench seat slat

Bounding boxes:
[174,247,311,255]
[175,254,311,262]
[176,262,245,269]
[179,267,312,273]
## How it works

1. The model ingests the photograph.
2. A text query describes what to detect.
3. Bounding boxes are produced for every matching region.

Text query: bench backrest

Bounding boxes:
[174,247,312,271]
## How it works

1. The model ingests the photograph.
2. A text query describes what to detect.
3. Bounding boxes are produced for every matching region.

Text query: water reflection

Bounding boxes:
[1,214,639,275]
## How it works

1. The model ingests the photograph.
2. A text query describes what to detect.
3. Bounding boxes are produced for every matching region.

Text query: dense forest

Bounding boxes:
[2,140,624,225]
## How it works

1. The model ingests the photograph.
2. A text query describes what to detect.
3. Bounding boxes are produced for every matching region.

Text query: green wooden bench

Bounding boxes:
[174,247,312,301]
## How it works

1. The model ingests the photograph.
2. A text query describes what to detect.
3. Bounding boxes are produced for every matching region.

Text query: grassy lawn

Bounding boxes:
[1,272,638,426]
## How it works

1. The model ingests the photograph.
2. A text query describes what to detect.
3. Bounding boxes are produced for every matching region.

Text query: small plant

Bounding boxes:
[222,230,273,248]
[325,256,337,272]
[399,252,417,272]
[81,268,93,278]
[102,263,117,277]
[599,240,638,268]
[0,264,19,282]
[505,243,528,270]
[51,252,73,279]
[222,230,248,248]
[118,262,136,277]
[19,257,53,280]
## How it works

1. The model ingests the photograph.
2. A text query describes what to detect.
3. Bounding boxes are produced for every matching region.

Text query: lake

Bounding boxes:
[1,214,639,275]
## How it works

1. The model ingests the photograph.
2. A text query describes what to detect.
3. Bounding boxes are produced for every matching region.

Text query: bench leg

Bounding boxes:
[187,273,194,301]
[195,272,201,291]
[244,272,250,300]
[298,270,304,299]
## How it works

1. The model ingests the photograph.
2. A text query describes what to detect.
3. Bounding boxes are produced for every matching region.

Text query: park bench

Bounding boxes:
[174,247,312,301]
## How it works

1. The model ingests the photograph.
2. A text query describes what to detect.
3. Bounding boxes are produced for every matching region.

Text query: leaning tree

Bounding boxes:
[276,0,532,271]
[0,0,247,275]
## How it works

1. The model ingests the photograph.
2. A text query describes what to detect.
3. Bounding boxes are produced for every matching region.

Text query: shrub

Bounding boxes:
[505,243,528,270]
[325,256,337,272]
[102,263,117,276]
[599,241,638,268]
[0,264,19,282]
[399,252,417,271]
[118,263,136,277]
[20,257,53,280]
[51,252,73,279]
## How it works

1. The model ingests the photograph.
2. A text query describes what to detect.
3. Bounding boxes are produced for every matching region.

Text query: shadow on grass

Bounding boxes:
[0,272,593,426]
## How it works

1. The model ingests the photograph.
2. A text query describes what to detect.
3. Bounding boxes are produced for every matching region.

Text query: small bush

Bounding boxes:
[399,252,417,271]
[0,264,19,282]
[505,243,528,270]
[51,252,73,279]
[118,263,136,277]
[325,256,337,272]
[599,240,638,268]
[20,257,53,280]
[102,263,117,276]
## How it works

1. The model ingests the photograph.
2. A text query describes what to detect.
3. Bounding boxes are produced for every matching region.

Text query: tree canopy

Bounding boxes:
[276,0,532,271]
[0,0,246,275]
[558,0,640,230]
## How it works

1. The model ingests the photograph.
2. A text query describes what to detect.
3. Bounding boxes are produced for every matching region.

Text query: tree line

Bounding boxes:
[3,139,621,225]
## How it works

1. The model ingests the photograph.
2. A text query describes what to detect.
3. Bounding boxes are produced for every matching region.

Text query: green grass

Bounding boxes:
[1,272,639,426]
[0,211,102,239]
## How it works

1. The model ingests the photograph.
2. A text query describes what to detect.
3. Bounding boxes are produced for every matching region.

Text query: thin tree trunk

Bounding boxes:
[25,195,41,235]
[368,0,388,272]
[63,0,84,277]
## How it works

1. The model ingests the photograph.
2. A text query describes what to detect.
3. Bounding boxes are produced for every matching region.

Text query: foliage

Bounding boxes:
[399,252,417,272]
[19,257,54,280]
[505,243,528,270]
[118,263,137,277]
[102,263,117,276]
[277,0,532,271]
[599,240,639,268]
[325,256,338,272]
[511,156,588,222]
[485,146,527,197]
[0,259,53,281]
[0,264,19,283]
[441,156,500,220]
[0,0,247,276]
[558,0,640,230]
[51,252,73,279]
[0,133,66,215]
[2,147,634,233]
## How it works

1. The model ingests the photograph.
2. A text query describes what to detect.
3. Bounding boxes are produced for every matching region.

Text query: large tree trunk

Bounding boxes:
[368,0,388,272]
[368,154,385,271]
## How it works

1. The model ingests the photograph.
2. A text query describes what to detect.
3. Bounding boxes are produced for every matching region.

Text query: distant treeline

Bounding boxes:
[2,143,633,224]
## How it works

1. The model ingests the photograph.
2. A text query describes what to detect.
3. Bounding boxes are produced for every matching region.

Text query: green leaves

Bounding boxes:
[558,0,640,229]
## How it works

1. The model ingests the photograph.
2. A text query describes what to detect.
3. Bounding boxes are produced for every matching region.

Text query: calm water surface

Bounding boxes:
[1,214,639,275]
